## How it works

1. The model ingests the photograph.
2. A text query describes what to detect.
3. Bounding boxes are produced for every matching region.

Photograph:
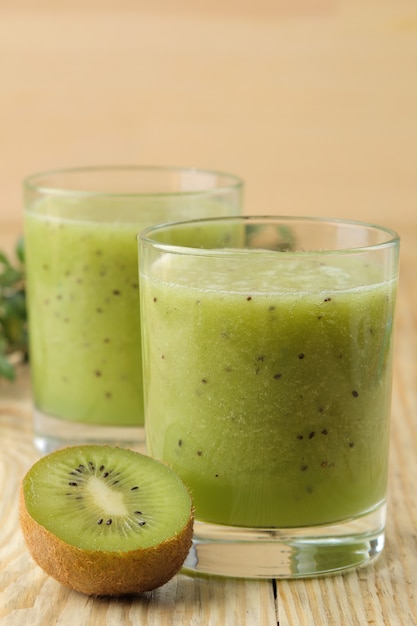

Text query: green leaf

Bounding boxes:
[0,266,23,288]
[0,250,11,266]
[15,237,25,265]
[0,354,15,380]
[0,235,27,380]
[3,291,26,319]
[3,316,25,346]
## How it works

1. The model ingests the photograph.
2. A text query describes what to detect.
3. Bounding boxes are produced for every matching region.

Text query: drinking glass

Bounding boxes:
[23,166,242,453]
[139,215,400,578]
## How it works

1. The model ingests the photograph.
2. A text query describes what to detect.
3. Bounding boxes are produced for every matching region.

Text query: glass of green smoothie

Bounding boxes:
[138,215,400,578]
[23,166,243,453]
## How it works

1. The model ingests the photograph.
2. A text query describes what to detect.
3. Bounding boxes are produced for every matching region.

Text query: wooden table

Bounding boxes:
[1,1,417,623]
[1,233,417,625]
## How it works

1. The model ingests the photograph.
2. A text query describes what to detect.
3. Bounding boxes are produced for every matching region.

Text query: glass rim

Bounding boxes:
[139,215,400,256]
[23,164,243,198]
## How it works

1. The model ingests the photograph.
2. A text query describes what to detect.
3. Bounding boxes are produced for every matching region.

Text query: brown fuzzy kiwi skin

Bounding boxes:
[19,486,194,596]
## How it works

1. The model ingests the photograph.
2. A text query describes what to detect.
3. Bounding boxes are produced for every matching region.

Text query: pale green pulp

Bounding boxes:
[22,445,192,550]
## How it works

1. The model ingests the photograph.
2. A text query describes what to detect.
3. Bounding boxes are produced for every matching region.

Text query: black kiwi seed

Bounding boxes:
[48,453,166,539]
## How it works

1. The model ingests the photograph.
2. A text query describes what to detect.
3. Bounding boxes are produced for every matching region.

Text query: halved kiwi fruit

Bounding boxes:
[19,445,194,596]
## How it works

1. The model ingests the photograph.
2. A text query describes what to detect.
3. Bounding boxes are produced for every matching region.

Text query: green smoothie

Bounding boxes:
[24,195,239,429]
[141,254,396,528]
[24,209,144,426]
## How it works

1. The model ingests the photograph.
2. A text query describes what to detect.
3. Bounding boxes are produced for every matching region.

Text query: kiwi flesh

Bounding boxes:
[19,445,194,596]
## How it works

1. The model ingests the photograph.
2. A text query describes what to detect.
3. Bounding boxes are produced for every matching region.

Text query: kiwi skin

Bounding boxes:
[19,494,193,595]
[19,448,194,596]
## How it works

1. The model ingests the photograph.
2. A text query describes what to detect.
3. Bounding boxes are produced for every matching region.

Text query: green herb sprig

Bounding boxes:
[0,237,28,380]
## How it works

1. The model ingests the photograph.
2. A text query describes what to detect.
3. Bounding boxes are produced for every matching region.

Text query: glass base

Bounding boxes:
[33,409,146,454]
[183,503,386,579]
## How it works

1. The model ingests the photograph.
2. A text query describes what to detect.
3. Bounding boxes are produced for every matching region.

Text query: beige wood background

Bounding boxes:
[1,0,417,255]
